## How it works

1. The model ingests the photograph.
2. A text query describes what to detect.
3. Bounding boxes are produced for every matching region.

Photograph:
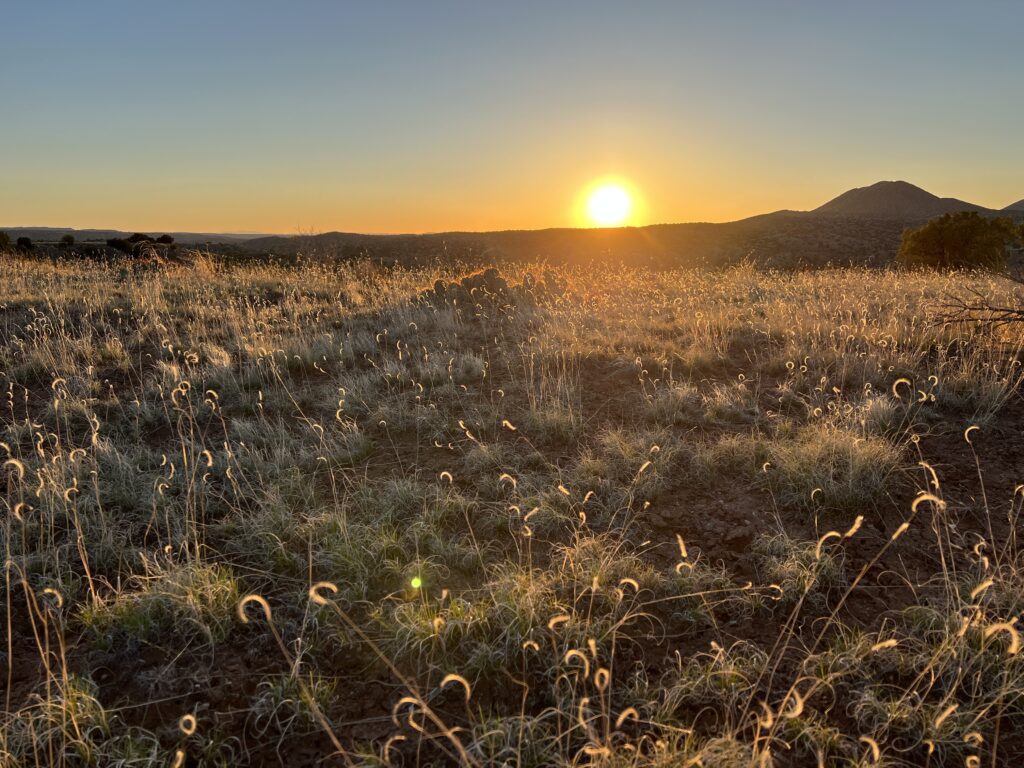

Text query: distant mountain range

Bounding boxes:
[5,181,1021,267]
[238,180,1023,267]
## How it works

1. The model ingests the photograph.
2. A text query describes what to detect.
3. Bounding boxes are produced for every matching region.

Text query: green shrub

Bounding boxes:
[897,211,1019,269]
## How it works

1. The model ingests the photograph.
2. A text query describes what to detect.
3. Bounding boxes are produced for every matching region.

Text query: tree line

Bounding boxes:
[0,231,175,254]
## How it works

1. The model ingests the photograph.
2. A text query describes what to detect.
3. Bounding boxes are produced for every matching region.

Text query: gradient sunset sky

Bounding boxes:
[2,1,1022,234]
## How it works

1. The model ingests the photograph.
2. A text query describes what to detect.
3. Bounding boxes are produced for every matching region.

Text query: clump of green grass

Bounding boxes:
[643,381,704,425]
[571,427,683,513]
[762,423,903,513]
[0,675,164,767]
[79,561,240,649]
[754,530,847,608]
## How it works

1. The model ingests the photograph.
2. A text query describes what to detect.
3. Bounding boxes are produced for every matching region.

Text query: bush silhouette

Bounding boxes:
[16,237,33,252]
[897,211,1019,269]
[60,234,75,247]
[0,231,9,250]
[107,238,132,253]
[156,234,174,245]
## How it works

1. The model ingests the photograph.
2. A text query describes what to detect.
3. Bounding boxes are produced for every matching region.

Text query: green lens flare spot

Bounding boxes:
[410,576,423,590]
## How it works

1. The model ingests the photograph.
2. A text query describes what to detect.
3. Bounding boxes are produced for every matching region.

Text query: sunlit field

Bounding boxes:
[2,255,1023,766]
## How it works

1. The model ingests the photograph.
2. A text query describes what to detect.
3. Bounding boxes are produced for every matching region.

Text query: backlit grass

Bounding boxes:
[1,255,1022,766]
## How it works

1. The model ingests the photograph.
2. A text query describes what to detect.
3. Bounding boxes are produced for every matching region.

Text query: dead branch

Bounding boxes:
[932,271,1024,328]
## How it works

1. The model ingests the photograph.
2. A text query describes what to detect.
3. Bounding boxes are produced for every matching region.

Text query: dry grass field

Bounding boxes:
[2,255,1023,766]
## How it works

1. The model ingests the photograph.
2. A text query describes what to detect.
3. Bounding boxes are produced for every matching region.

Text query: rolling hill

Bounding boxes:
[812,180,991,219]
[8,181,1020,268]
[242,180,1021,268]
[241,213,910,268]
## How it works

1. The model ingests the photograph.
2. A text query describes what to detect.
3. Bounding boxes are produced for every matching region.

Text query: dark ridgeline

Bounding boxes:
[240,181,1023,269]
[4,181,1020,268]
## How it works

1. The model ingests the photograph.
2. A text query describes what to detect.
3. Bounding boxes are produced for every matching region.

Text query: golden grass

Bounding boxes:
[1,255,1022,766]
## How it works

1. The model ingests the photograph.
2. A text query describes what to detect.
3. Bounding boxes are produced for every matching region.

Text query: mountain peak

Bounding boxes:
[1003,199,1024,212]
[814,180,989,219]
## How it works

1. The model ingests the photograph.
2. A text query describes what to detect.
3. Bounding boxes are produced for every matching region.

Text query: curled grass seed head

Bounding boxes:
[911,493,946,514]
[4,458,25,481]
[615,708,639,729]
[237,594,272,624]
[859,735,881,762]
[564,650,590,677]
[983,621,1021,655]
[815,531,841,560]
[383,734,407,761]
[179,714,197,736]
[392,696,421,727]
[440,673,472,702]
[309,582,338,606]
[918,460,940,490]
[577,696,590,728]
[970,579,995,600]
[783,690,805,719]
[548,614,571,630]
[933,703,958,729]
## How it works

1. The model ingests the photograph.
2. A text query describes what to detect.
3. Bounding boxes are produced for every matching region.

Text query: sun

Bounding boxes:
[586,183,633,226]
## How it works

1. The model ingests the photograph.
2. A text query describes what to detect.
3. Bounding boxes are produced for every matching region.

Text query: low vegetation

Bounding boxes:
[1,255,1022,766]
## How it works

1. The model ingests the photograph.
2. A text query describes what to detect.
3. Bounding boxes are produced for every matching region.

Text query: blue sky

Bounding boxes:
[2,1,1021,232]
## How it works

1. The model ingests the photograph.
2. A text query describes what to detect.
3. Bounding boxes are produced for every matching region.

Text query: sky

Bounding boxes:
[2,1,1022,234]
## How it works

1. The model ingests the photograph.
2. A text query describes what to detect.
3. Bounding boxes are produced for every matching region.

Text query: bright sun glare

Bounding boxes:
[586,184,632,226]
